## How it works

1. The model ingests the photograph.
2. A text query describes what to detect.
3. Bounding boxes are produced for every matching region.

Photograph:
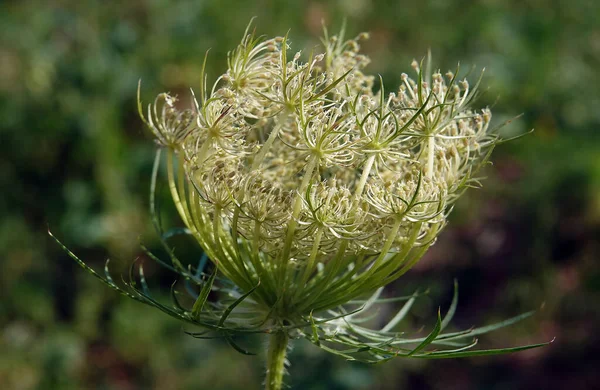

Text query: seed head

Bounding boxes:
[141,26,498,319]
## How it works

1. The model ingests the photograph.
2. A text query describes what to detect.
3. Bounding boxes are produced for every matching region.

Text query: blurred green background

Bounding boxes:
[1,0,599,389]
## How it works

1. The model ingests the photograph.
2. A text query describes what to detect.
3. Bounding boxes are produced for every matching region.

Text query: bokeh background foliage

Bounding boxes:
[1,0,599,389]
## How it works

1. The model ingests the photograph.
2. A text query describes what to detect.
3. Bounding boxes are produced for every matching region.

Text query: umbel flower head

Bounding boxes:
[140,25,495,318]
[53,22,549,390]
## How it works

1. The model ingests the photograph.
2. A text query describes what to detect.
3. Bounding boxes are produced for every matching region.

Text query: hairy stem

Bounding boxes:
[265,332,289,390]
[427,135,435,179]
[352,154,376,206]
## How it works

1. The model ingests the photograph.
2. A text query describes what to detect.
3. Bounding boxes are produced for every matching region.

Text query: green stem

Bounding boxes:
[265,332,289,390]
[427,134,435,179]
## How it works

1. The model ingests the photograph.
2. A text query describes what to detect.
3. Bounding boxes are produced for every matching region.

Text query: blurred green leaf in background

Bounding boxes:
[1,0,598,389]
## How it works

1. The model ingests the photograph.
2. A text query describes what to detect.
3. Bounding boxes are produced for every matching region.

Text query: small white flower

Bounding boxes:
[139,90,196,149]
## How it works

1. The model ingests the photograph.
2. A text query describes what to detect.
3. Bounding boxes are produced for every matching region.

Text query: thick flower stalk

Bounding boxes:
[53,23,550,390]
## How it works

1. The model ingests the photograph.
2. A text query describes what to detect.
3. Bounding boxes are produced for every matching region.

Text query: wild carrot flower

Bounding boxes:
[144,26,493,317]
[53,23,550,390]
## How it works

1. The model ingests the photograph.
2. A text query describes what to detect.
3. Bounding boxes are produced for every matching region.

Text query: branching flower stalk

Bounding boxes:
[51,23,551,390]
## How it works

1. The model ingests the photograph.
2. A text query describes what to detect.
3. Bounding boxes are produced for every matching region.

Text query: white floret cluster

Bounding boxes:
[140,25,496,316]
